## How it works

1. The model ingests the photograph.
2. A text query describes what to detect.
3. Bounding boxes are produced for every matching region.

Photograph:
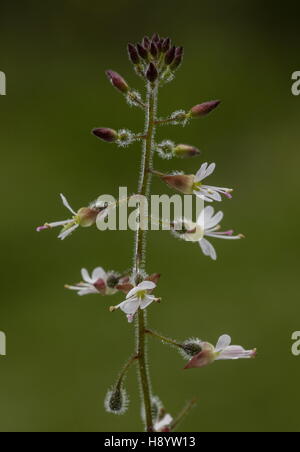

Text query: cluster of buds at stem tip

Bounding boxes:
[127,34,184,85]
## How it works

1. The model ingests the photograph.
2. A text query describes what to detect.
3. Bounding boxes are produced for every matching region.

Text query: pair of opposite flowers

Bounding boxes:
[66,268,256,369]
[36,162,244,260]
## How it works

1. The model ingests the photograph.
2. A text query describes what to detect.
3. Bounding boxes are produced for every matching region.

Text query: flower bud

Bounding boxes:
[106,70,129,94]
[146,62,158,83]
[190,100,221,117]
[151,32,160,43]
[127,43,140,65]
[157,172,195,195]
[173,144,200,159]
[165,45,176,65]
[170,47,184,70]
[104,386,129,415]
[92,127,118,142]
[142,36,150,49]
[162,37,171,53]
[150,41,158,57]
[77,207,99,227]
[137,43,148,60]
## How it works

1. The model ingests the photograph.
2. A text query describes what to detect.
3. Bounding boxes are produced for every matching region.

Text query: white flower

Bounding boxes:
[110,281,160,322]
[154,414,173,432]
[185,334,256,369]
[36,194,100,240]
[193,162,233,202]
[65,267,120,296]
[173,206,244,260]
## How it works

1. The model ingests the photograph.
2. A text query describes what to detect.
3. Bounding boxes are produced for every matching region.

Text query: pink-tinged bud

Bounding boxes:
[106,70,129,94]
[147,273,161,285]
[173,144,200,159]
[190,100,221,117]
[137,43,148,60]
[159,173,195,195]
[127,43,140,65]
[146,62,158,82]
[92,127,118,142]
[165,45,176,65]
[77,207,98,227]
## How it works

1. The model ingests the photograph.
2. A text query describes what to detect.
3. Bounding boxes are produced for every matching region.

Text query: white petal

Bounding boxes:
[47,220,73,228]
[199,238,217,260]
[81,268,93,284]
[154,414,173,432]
[216,346,255,360]
[195,163,208,182]
[60,194,76,215]
[126,281,156,299]
[140,295,156,310]
[215,335,231,352]
[206,232,241,240]
[58,224,79,240]
[78,287,98,296]
[92,267,106,282]
[66,285,82,292]
[117,297,140,315]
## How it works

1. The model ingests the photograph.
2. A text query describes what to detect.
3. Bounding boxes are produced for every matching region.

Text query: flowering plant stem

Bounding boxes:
[134,81,158,432]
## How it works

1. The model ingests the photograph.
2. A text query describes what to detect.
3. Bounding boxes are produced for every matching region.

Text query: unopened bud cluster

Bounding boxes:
[128,33,184,85]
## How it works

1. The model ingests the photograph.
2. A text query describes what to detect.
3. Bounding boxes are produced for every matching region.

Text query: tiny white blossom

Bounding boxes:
[185,335,256,369]
[193,162,233,202]
[173,206,244,260]
[110,281,160,322]
[65,267,121,296]
[36,194,101,240]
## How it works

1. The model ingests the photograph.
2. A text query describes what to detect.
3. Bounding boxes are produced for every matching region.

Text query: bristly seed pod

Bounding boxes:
[104,386,129,415]
[127,43,140,65]
[150,41,158,58]
[179,339,203,360]
[106,70,129,94]
[137,43,148,60]
[162,37,171,53]
[146,62,158,83]
[190,100,221,117]
[165,45,176,65]
[92,127,118,143]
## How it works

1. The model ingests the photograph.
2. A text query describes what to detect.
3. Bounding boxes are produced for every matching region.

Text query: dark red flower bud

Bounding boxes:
[150,41,158,57]
[92,127,118,142]
[146,62,158,82]
[162,37,171,53]
[190,100,221,117]
[165,45,176,65]
[137,43,148,60]
[175,46,184,57]
[142,36,151,49]
[152,32,160,43]
[170,52,184,70]
[127,43,140,65]
[106,70,129,94]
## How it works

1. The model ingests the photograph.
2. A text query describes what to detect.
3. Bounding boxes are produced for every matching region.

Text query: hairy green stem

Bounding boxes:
[134,81,158,432]
[145,329,184,349]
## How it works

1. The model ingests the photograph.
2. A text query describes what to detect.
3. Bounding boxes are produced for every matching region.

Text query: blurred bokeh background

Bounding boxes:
[0,0,300,432]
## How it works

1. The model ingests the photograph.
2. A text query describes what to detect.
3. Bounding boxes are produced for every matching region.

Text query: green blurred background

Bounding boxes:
[0,0,300,432]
